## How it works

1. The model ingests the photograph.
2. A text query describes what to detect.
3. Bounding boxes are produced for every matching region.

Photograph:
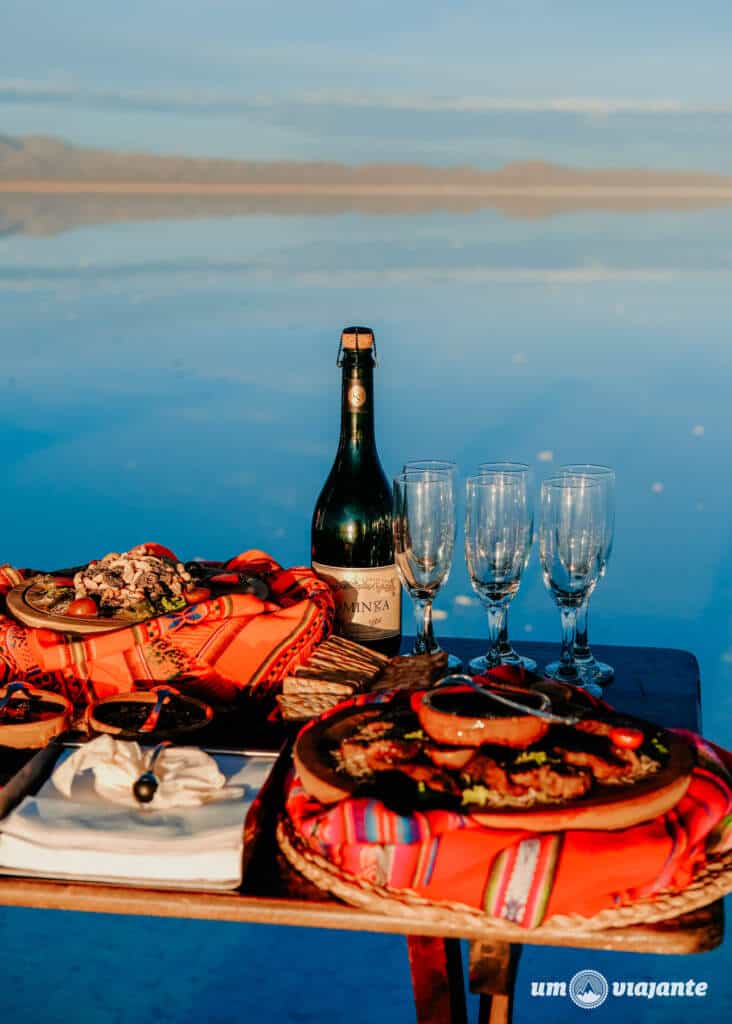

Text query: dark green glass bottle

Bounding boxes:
[312,326,402,656]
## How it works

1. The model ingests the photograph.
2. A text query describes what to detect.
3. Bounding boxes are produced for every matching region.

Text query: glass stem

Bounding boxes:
[498,610,511,656]
[485,603,507,668]
[413,596,435,655]
[574,599,591,661]
[558,605,579,678]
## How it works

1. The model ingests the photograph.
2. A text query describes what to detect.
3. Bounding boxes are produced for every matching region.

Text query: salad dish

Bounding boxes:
[6,544,270,635]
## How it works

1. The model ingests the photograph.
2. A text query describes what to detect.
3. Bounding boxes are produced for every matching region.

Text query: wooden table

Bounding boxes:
[0,639,720,1024]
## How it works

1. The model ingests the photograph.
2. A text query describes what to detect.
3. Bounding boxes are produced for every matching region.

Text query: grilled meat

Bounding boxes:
[509,763,592,800]
[424,744,475,770]
[554,747,632,783]
[363,738,422,772]
[462,753,529,798]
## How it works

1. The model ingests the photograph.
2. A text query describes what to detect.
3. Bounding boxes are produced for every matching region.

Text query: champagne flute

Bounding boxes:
[404,460,457,478]
[539,476,605,693]
[403,461,459,662]
[477,462,537,673]
[544,465,615,686]
[393,471,461,670]
[465,473,533,674]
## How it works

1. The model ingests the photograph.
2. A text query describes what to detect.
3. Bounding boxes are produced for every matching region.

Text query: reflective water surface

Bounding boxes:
[1,204,731,1021]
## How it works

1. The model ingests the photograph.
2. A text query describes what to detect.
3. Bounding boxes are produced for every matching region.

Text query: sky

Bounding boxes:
[2,1,732,168]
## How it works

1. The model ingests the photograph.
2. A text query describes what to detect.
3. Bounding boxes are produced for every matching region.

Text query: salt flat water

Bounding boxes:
[1,204,732,1021]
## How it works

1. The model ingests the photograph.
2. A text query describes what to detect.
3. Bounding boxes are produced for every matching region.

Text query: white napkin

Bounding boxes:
[52,735,244,810]
[0,746,273,890]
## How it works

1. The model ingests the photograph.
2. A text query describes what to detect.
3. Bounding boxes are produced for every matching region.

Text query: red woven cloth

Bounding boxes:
[285,683,732,928]
[0,545,334,708]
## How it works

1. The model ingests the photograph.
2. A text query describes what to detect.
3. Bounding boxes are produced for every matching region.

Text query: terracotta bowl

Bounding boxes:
[0,682,72,749]
[87,689,214,741]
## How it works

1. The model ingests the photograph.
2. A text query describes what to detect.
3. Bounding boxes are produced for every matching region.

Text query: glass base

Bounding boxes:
[578,658,614,686]
[445,652,464,673]
[544,659,604,699]
[467,653,536,676]
[498,650,538,674]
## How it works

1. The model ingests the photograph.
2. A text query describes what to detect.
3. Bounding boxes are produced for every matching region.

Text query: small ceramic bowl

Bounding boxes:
[87,688,214,741]
[0,681,72,749]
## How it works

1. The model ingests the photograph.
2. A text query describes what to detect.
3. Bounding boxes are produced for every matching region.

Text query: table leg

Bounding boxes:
[406,935,467,1024]
[468,941,521,1024]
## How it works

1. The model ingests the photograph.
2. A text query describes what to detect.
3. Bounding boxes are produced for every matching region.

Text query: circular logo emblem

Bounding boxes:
[348,384,367,410]
[569,970,609,1010]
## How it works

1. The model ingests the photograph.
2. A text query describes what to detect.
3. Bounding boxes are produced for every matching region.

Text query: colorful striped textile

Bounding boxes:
[285,688,732,928]
[0,547,334,708]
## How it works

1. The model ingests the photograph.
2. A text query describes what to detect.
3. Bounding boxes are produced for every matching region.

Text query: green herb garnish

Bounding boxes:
[461,785,492,806]
[514,750,548,766]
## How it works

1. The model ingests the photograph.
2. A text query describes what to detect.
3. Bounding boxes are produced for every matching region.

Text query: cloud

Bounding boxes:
[3,80,732,118]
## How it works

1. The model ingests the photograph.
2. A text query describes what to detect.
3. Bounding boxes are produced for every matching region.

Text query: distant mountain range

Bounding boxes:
[2,134,732,236]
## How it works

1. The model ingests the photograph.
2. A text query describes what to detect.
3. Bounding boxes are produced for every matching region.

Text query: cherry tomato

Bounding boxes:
[209,573,240,586]
[184,587,211,605]
[67,597,98,617]
[53,576,76,588]
[609,726,645,750]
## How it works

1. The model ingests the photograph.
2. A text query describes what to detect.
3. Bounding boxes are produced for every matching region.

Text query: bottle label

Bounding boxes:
[312,562,401,642]
[347,382,367,411]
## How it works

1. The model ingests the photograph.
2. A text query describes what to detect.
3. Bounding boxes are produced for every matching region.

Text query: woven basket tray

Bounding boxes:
[277,815,732,937]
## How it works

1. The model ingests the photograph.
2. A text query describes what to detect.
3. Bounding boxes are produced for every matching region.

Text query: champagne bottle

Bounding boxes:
[312,326,402,656]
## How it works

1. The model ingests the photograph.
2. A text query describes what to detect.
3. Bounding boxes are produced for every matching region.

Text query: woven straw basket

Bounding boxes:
[277,815,732,937]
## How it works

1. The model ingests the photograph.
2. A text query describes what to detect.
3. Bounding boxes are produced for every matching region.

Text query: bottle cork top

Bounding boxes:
[341,326,374,350]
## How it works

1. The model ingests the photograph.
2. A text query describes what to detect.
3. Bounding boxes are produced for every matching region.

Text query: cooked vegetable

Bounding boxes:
[67,597,99,617]
[609,726,645,750]
[72,546,191,613]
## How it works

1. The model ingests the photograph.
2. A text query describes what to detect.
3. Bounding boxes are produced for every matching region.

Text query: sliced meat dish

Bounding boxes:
[462,753,529,799]
[554,746,632,783]
[424,744,475,770]
[509,763,592,800]
[400,761,462,795]
[364,738,422,772]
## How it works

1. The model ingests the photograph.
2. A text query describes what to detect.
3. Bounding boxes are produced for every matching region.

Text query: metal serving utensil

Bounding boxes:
[433,673,582,725]
[132,741,171,804]
[0,681,36,717]
[139,687,177,733]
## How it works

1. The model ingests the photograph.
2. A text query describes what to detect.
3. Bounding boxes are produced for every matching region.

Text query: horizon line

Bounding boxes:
[3,81,732,117]
[3,181,732,199]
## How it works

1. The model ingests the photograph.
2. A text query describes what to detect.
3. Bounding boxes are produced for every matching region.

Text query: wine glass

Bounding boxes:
[477,462,537,673]
[539,475,606,693]
[393,471,461,670]
[544,465,615,687]
[464,473,534,674]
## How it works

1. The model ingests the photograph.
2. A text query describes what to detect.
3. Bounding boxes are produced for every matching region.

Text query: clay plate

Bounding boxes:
[293,703,695,831]
[7,579,139,635]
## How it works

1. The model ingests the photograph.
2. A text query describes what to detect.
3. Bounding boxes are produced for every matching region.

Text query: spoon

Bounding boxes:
[433,673,582,725]
[139,687,177,733]
[132,741,171,804]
